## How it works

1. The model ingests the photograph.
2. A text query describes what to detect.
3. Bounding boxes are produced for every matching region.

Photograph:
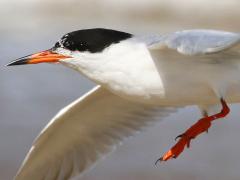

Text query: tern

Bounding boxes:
[7,28,240,180]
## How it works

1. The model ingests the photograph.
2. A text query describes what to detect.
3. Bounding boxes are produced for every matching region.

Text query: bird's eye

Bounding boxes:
[62,40,89,52]
[54,42,61,48]
[62,40,76,50]
[60,33,90,52]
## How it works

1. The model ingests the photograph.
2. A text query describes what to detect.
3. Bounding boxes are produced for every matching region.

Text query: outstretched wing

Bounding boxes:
[149,29,240,55]
[15,86,176,180]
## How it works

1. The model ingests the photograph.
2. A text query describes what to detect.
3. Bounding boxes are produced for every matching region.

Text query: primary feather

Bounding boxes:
[15,86,176,180]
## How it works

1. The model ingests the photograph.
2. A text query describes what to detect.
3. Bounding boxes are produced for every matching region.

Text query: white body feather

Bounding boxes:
[16,29,240,180]
[60,29,240,105]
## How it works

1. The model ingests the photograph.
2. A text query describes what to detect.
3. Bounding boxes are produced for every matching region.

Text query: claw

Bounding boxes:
[175,134,184,141]
[155,157,163,166]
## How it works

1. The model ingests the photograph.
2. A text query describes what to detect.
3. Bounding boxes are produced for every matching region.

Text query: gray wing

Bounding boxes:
[15,86,176,180]
[148,29,240,55]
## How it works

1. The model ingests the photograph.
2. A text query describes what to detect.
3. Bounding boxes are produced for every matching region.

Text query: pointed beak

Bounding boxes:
[7,50,71,66]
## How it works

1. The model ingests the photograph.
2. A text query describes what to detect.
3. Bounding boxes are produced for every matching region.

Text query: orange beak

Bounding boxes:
[7,50,71,66]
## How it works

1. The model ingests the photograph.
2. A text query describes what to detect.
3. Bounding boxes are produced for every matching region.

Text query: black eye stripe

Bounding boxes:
[53,28,132,53]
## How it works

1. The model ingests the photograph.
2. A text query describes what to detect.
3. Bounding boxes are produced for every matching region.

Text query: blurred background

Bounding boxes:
[1,0,240,179]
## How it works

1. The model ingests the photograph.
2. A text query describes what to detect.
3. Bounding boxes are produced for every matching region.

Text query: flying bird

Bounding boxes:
[7,28,240,180]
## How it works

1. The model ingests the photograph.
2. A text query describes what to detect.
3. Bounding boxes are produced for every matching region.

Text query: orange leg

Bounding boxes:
[156,98,230,163]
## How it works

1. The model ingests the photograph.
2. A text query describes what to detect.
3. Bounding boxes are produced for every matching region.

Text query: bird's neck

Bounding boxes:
[60,41,164,101]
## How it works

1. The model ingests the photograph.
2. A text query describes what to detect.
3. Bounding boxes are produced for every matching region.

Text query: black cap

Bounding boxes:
[54,28,132,53]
